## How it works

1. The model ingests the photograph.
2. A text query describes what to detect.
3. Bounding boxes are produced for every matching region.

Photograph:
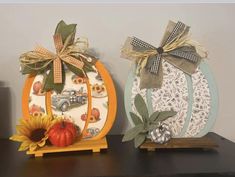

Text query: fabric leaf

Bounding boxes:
[130,112,143,125]
[149,111,160,122]
[42,64,65,94]
[73,55,96,73]
[83,62,96,73]
[147,124,157,131]
[122,124,144,142]
[65,63,85,77]
[55,20,76,45]
[156,111,177,123]
[134,94,149,122]
[134,133,146,148]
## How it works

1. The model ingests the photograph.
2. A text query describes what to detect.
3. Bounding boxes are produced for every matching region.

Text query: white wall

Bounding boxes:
[0,4,234,141]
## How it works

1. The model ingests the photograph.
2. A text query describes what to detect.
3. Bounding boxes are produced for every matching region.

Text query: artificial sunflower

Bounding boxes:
[10,115,56,151]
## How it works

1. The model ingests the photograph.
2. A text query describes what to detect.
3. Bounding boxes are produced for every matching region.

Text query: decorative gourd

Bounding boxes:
[48,120,79,147]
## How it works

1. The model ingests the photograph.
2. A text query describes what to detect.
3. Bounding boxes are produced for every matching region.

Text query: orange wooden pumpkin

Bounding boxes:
[21,21,117,142]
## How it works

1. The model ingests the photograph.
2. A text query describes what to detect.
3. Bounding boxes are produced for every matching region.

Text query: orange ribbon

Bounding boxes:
[34,34,84,83]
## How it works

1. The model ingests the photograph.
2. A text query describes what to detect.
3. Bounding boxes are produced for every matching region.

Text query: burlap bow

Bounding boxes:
[20,20,96,93]
[121,21,207,89]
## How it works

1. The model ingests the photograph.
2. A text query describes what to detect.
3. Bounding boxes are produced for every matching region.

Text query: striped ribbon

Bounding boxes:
[130,21,199,75]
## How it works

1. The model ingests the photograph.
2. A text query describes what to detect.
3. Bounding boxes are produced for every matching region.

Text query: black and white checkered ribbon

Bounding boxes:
[130,21,199,75]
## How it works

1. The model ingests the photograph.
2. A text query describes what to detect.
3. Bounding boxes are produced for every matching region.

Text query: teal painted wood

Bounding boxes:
[196,60,219,137]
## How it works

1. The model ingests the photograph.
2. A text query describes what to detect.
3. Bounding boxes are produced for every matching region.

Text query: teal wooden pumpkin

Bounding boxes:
[124,60,218,138]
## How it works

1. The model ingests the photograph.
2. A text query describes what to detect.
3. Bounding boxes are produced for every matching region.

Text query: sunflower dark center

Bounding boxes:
[30,128,46,142]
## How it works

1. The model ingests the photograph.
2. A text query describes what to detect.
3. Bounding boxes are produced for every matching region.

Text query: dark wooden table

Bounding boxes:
[1,133,235,177]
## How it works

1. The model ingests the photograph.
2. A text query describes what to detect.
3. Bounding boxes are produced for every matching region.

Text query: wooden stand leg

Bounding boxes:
[147,148,156,152]
[92,148,101,153]
[35,153,43,157]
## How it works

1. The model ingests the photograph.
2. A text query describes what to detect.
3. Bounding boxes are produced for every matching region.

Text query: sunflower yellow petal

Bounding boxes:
[38,139,46,147]
[10,135,28,142]
[16,125,30,136]
[29,143,37,151]
[13,114,55,151]
[20,118,34,131]
[18,141,30,151]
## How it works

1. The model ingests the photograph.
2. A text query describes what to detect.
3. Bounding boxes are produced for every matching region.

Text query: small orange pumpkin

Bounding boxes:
[48,120,80,147]
[29,104,45,117]
[80,108,100,123]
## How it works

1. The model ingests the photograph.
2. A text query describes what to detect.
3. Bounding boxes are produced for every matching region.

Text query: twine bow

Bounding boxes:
[121,21,207,89]
[20,20,96,93]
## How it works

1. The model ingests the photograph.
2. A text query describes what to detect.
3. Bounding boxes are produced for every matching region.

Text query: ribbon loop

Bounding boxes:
[131,37,156,50]
[53,34,64,53]
[62,55,84,69]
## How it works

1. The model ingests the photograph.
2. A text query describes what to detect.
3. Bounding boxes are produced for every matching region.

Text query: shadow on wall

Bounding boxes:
[88,48,129,135]
[0,81,12,138]
[109,78,128,135]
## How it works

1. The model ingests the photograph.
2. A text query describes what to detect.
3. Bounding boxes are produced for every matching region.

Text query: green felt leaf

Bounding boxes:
[65,63,85,77]
[122,124,144,142]
[134,94,149,122]
[69,55,96,73]
[147,124,157,131]
[82,54,97,65]
[134,133,146,148]
[130,112,143,125]
[141,126,149,133]
[55,20,76,45]
[149,111,160,123]
[21,65,37,75]
[42,64,65,94]
[83,62,96,73]
[156,110,177,123]
[75,55,96,73]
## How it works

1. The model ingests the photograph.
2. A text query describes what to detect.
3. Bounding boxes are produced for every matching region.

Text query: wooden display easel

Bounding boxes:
[140,135,218,151]
[27,137,108,157]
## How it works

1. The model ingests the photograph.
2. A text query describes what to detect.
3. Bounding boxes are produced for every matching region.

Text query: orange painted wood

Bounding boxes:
[26,137,108,157]
[90,61,117,140]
